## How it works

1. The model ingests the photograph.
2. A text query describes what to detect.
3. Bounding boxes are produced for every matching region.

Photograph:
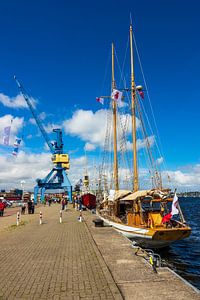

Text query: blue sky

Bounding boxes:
[0,0,200,191]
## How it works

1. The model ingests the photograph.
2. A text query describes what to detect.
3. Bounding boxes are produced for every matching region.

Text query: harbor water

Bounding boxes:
[159,197,200,290]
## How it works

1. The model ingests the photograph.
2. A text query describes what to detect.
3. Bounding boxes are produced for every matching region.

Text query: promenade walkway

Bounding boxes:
[0,204,122,300]
[0,204,199,300]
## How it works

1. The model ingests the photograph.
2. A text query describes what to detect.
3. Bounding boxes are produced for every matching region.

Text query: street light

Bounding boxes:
[20,180,26,201]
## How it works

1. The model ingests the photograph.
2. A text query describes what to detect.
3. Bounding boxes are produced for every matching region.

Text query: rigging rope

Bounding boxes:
[132,30,171,187]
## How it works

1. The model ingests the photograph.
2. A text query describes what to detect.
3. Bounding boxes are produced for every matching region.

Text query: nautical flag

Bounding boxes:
[162,212,172,224]
[96,97,104,105]
[111,89,123,102]
[14,137,22,147]
[2,126,11,145]
[171,192,179,216]
[12,137,21,157]
[136,85,144,99]
[12,148,19,156]
[138,90,144,99]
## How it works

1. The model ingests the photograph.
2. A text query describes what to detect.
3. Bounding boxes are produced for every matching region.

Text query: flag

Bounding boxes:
[12,148,19,156]
[3,126,11,145]
[162,213,172,223]
[138,90,144,99]
[171,192,179,216]
[136,85,144,99]
[111,89,123,102]
[14,137,21,147]
[12,137,21,157]
[96,97,104,105]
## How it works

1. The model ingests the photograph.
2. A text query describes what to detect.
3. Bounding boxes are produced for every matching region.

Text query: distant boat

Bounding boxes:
[97,23,191,248]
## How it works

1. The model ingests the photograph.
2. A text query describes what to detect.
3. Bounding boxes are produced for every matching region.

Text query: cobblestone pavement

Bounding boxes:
[0,204,122,300]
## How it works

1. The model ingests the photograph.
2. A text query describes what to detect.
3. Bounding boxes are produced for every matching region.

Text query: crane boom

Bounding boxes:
[14,76,55,154]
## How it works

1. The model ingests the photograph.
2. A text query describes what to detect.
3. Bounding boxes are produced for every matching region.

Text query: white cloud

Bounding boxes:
[44,123,61,134]
[0,114,24,145]
[156,157,164,165]
[125,135,155,151]
[0,93,37,109]
[63,109,141,149]
[63,109,107,147]
[39,112,46,120]
[164,169,200,187]
[84,142,96,151]
[0,151,52,191]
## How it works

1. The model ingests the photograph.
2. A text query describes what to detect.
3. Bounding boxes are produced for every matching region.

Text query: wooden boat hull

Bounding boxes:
[99,216,191,249]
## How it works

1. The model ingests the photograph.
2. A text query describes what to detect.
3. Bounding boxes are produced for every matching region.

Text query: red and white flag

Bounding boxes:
[162,212,172,224]
[171,192,179,216]
[136,85,144,99]
[111,89,123,102]
[96,97,104,105]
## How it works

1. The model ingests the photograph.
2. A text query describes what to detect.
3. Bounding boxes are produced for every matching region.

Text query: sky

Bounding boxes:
[0,0,200,192]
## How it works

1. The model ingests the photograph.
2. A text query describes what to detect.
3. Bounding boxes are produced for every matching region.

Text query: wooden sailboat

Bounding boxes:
[97,24,191,249]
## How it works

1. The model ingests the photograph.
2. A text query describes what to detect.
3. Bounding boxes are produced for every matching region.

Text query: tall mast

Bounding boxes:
[112,43,119,191]
[130,24,139,191]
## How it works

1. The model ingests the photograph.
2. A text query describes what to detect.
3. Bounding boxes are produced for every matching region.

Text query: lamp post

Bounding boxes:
[20,180,25,201]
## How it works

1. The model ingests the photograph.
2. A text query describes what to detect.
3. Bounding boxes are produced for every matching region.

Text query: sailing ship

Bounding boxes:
[96,24,191,248]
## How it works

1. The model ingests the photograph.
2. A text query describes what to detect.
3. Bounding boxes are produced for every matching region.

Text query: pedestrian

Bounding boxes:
[75,197,79,211]
[61,198,66,211]
[0,200,5,217]
[21,203,26,215]
[48,198,52,207]
[78,195,82,211]
[31,201,35,214]
[27,199,32,214]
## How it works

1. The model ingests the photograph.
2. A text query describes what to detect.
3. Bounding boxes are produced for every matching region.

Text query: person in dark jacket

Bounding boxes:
[31,201,35,214]
[27,200,32,214]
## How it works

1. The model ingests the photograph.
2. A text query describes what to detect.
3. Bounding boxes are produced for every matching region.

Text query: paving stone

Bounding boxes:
[0,204,122,299]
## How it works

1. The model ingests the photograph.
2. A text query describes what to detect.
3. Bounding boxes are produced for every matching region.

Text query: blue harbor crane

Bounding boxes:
[14,76,72,203]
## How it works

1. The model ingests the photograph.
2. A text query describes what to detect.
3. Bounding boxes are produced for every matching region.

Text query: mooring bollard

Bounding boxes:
[60,210,62,223]
[16,212,20,226]
[79,210,83,222]
[39,211,42,225]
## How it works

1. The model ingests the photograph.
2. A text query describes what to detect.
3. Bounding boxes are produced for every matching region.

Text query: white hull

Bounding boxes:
[99,216,172,249]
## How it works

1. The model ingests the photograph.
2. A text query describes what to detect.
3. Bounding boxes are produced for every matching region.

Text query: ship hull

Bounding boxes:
[99,215,191,249]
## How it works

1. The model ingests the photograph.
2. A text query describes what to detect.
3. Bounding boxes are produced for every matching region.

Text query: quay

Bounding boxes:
[0,204,199,300]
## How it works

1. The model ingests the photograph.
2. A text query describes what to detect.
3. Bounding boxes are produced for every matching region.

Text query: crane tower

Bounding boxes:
[14,76,72,203]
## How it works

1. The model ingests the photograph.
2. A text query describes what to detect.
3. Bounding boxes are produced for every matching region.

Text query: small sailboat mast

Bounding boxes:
[130,24,139,192]
[112,43,119,191]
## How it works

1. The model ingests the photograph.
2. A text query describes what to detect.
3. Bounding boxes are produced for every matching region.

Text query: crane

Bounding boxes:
[14,76,72,203]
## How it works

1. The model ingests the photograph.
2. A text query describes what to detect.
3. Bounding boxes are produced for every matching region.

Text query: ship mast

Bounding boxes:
[112,43,119,191]
[130,24,139,191]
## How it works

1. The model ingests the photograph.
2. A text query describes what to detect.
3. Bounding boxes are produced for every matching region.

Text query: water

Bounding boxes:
[158,197,200,290]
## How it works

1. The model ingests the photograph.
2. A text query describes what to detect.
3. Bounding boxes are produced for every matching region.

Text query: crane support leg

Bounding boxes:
[41,188,46,203]
[62,170,72,202]
[34,186,39,204]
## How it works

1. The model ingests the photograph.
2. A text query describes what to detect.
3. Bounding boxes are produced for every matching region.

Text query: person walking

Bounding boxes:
[0,200,5,217]
[21,203,26,215]
[48,198,52,207]
[78,195,82,211]
[27,199,32,214]
[61,198,66,211]
[31,201,35,214]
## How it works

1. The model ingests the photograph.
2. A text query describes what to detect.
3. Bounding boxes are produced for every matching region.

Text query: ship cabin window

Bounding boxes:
[141,198,161,212]
[119,200,132,215]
